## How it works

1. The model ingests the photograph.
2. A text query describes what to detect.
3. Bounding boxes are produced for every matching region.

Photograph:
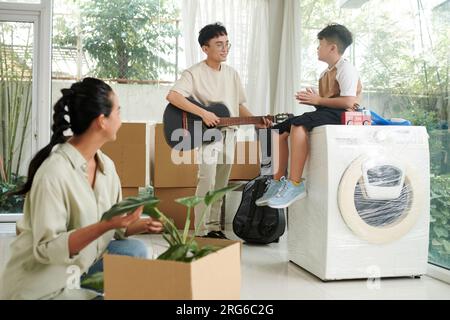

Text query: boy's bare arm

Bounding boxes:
[296,90,357,110]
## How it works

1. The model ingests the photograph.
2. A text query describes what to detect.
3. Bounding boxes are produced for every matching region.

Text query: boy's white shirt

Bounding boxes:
[319,57,360,97]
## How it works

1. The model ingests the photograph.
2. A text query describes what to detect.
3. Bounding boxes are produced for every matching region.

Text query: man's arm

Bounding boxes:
[166,90,219,127]
[239,104,253,117]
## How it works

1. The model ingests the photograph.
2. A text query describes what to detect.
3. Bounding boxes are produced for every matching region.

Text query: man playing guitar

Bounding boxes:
[166,22,271,239]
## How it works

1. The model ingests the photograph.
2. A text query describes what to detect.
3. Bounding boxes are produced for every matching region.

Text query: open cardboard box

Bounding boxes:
[103,237,241,300]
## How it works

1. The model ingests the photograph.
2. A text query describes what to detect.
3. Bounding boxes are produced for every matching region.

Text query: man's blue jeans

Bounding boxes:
[86,238,148,275]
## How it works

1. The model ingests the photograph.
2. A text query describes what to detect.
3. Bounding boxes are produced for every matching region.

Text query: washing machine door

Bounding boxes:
[338,156,426,244]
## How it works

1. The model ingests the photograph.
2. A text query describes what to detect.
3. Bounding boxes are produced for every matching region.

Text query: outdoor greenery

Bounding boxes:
[429,129,450,266]
[430,174,450,266]
[300,0,449,123]
[0,22,33,212]
[0,176,26,213]
[53,0,180,81]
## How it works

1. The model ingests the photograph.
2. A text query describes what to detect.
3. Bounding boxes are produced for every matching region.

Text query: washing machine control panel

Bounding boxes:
[330,126,428,146]
[373,130,389,143]
[372,128,425,145]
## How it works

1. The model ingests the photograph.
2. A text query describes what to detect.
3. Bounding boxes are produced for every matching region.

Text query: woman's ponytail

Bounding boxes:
[10,78,112,196]
[12,94,72,196]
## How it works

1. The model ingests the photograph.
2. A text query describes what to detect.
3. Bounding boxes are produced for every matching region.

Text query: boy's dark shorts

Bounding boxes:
[274,106,344,134]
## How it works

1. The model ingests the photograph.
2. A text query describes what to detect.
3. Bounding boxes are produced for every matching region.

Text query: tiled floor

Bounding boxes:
[1,227,450,300]
[129,226,450,300]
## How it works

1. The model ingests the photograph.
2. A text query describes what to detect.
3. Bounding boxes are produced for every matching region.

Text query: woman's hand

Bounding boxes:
[69,206,143,257]
[107,205,143,229]
[124,217,164,236]
[142,218,164,234]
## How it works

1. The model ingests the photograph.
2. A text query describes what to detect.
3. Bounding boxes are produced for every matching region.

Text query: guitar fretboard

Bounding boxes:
[217,116,274,127]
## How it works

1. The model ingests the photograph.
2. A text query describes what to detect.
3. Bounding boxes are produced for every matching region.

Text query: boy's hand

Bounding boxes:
[295,90,321,106]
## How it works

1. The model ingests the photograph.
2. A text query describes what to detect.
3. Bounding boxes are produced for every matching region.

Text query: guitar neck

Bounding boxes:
[217,116,273,127]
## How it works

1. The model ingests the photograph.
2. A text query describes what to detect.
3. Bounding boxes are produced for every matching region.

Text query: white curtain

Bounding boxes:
[181,0,270,120]
[272,0,302,115]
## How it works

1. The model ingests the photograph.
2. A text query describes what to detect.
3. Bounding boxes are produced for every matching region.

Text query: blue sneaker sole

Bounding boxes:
[267,192,307,209]
[255,199,269,206]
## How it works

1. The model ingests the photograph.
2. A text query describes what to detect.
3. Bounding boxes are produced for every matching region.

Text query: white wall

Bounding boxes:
[51,81,171,123]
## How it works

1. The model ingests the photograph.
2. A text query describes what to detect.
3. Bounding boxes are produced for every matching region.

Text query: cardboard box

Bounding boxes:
[229,140,260,181]
[104,238,241,300]
[121,187,139,198]
[102,122,152,187]
[154,187,196,230]
[150,124,198,188]
[151,124,261,187]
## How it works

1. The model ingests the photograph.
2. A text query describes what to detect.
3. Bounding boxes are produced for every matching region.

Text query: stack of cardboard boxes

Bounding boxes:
[102,122,260,229]
[101,122,152,198]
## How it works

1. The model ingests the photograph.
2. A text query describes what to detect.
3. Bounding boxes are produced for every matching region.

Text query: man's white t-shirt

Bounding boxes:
[170,60,247,117]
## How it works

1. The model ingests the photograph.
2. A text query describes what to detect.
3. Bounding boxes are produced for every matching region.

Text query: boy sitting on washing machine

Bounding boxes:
[256,23,362,209]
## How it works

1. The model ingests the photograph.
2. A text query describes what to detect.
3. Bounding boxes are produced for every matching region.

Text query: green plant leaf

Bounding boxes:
[191,245,219,260]
[433,226,448,238]
[80,272,104,292]
[442,240,450,253]
[162,233,176,247]
[182,206,192,243]
[432,239,442,246]
[204,184,241,206]
[189,240,199,252]
[101,195,159,221]
[143,203,161,219]
[153,208,183,244]
[157,244,189,261]
[176,196,204,208]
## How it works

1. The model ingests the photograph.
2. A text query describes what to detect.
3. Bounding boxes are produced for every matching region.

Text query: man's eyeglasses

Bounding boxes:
[213,42,232,51]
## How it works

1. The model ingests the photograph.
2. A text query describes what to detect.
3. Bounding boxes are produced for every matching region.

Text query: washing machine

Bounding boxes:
[288,125,430,280]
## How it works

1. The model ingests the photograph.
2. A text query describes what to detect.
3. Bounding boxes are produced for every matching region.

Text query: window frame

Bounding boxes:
[0,0,52,222]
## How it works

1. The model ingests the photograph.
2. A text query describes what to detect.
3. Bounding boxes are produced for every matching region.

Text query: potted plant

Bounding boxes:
[0,22,33,218]
[81,183,242,299]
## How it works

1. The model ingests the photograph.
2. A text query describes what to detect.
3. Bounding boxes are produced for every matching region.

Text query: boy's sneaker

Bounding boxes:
[255,177,287,206]
[267,180,306,209]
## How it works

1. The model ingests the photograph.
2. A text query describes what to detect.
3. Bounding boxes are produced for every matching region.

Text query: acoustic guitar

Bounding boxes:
[163,99,292,150]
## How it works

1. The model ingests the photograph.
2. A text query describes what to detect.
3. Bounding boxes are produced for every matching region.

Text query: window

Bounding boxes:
[0,21,34,215]
[52,0,182,83]
[0,0,52,222]
[51,0,183,126]
[299,0,449,271]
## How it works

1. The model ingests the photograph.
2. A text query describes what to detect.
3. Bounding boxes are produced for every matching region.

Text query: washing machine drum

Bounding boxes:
[338,156,426,244]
